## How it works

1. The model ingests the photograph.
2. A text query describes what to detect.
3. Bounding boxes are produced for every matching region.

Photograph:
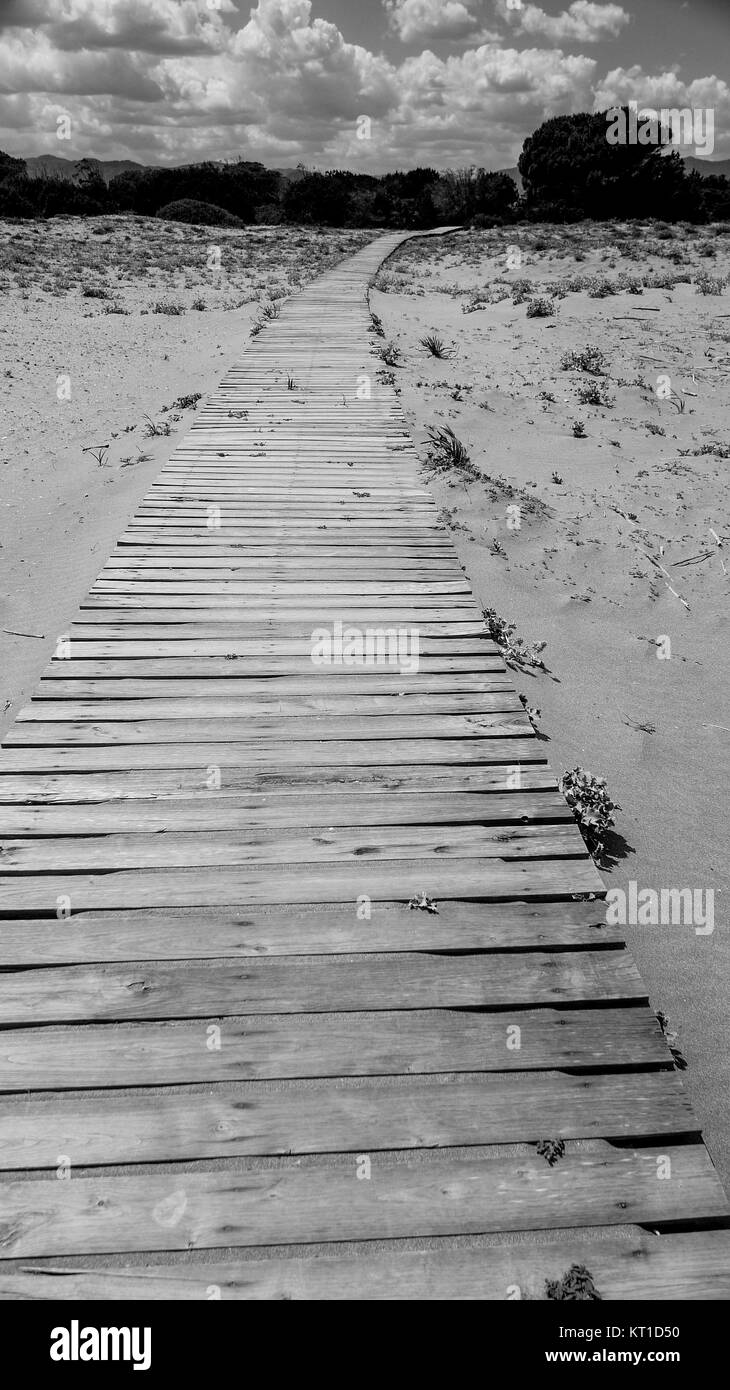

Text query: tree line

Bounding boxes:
[1,110,728,226]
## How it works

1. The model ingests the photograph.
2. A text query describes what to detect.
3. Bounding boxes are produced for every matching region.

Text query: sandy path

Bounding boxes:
[376,221,730,1190]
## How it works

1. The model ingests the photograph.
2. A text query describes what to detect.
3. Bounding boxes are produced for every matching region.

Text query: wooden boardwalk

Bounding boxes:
[0,230,728,1300]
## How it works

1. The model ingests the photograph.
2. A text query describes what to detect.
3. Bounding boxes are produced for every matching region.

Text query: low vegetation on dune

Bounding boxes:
[0,215,376,313]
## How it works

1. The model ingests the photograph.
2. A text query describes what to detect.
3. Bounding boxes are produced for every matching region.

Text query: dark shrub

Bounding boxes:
[157,199,244,227]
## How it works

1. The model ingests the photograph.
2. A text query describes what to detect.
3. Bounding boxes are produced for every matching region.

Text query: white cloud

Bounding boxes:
[384,0,478,44]
[0,29,162,100]
[496,1,630,44]
[593,65,730,153]
[1,0,237,54]
[0,0,726,168]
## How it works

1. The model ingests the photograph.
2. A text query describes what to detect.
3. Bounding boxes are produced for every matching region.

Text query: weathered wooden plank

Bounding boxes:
[0,899,614,965]
[4,1229,726,1300]
[0,1007,668,1091]
[39,656,507,678]
[0,857,603,910]
[15,692,522,720]
[0,736,544,772]
[3,712,531,746]
[0,1071,695,1170]
[0,1146,723,1258]
[29,673,515,699]
[0,791,570,836]
[0,950,641,1024]
[0,765,559,803]
[0,823,584,872]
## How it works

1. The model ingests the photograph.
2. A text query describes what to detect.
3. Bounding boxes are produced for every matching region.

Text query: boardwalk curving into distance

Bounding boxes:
[0,230,728,1300]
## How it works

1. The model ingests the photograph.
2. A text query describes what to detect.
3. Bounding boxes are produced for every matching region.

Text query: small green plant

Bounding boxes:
[538,389,556,403]
[617,271,644,294]
[526,296,555,318]
[173,393,202,410]
[259,299,280,319]
[82,283,110,299]
[191,296,206,311]
[408,892,438,913]
[655,1010,688,1070]
[536,1139,565,1167]
[424,424,477,479]
[560,344,608,375]
[420,334,454,359]
[559,766,620,862]
[645,421,665,436]
[586,276,615,298]
[369,310,385,337]
[519,693,541,730]
[82,443,109,467]
[546,1265,602,1301]
[694,272,725,295]
[572,419,587,438]
[576,379,614,408]
[142,414,173,438]
[551,470,563,483]
[286,374,297,390]
[510,277,534,303]
[483,608,547,671]
[377,341,402,367]
[152,300,185,315]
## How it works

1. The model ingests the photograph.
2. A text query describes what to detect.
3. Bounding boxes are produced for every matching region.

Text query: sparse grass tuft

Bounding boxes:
[424,424,477,480]
[420,333,454,359]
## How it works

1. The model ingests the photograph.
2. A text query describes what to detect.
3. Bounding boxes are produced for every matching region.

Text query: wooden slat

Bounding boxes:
[4,1229,726,1300]
[0,1071,696,1170]
[0,1007,671,1091]
[0,950,642,1025]
[0,1145,724,1259]
[0,857,604,909]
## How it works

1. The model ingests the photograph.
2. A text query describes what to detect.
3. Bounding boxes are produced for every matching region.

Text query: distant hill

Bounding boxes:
[19,154,305,186]
[24,154,145,183]
[683,156,730,179]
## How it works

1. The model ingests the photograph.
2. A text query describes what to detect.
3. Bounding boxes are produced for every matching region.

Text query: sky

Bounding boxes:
[0,0,727,169]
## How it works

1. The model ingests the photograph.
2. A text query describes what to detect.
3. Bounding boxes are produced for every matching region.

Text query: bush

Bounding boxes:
[526,296,555,318]
[694,272,725,295]
[157,199,244,227]
[560,344,608,375]
[576,379,614,407]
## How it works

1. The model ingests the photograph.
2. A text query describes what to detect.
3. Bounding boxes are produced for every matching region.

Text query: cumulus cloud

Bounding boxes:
[496,1,630,43]
[593,64,730,152]
[0,30,162,100]
[1,0,237,54]
[0,0,725,168]
[384,0,478,44]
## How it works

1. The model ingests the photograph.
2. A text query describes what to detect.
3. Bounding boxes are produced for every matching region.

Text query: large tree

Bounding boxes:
[519,111,703,221]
